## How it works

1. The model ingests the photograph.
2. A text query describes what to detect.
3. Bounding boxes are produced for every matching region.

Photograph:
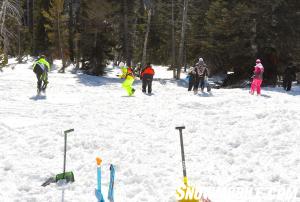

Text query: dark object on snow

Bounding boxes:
[41,177,56,187]
[42,129,75,187]
[283,63,296,91]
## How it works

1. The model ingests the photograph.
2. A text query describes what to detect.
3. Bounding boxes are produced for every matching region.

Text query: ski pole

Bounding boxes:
[63,129,74,179]
[175,126,188,185]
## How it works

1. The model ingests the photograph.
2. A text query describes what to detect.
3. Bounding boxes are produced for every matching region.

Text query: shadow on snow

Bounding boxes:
[75,73,122,87]
[30,95,47,100]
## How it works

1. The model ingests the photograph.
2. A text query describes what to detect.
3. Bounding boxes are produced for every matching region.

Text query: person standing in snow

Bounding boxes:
[140,63,155,94]
[282,63,296,91]
[187,66,196,91]
[33,55,51,95]
[193,57,209,94]
[136,62,142,78]
[250,59,264,95]
[118,63,135,96]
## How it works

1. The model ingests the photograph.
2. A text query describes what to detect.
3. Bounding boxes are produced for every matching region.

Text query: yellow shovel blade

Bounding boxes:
[176,178,200,202]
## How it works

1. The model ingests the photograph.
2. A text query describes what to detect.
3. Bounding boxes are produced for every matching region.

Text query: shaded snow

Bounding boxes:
[0,60,299,202]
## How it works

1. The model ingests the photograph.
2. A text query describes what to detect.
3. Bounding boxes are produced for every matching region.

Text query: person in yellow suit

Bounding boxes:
[33,55,51,95]
[119,64,135,96]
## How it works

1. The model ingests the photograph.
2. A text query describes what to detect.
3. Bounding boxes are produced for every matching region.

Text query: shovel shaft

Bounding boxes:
[63,133,67,176]
[97,167,101,191]
[176,126,187,178]
[179,130,187,178]
[63,129,74,177]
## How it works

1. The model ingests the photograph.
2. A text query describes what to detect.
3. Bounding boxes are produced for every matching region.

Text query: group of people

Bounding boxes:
[32,55,297,97]
[187,57,266,96]
[118,62,155,96]
[249,59,298,95]
[187,57,211,94]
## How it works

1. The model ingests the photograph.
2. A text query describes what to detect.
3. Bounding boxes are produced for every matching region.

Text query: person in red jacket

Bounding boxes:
[141,63,155,94]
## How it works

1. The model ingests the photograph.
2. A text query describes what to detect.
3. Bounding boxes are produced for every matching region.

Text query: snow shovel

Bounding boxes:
[42,129,75,187]
[175,126,199,202]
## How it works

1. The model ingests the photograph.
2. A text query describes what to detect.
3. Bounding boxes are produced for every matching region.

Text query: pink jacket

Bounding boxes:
[253,63,264,80]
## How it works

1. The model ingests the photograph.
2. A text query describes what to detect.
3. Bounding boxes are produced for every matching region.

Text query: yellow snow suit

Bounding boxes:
[119,67,135,96]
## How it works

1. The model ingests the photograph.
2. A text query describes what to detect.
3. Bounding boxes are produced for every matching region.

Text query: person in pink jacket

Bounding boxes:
[250,59,264,95]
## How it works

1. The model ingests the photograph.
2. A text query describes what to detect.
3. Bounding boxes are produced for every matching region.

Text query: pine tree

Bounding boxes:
[78,0,114,75]
[42,0,68,71]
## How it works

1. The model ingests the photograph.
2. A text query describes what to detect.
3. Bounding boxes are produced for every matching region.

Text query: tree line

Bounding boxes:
[0,0,299,84]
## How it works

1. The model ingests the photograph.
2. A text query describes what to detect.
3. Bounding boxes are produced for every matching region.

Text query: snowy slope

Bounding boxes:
[0,59,300,202]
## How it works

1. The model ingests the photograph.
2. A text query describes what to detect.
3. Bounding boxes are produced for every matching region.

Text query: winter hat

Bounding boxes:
[256,59,261,64]
[119,62,125,67]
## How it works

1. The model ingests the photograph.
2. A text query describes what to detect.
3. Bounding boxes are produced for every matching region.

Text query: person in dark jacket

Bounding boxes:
[141,63,155,94]
[194,58,209,94]
[187,66,196,91]
[283,63,296,91]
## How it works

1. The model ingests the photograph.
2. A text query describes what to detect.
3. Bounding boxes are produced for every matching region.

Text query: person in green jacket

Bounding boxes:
[118,64,135,96]
[33,55,51,94]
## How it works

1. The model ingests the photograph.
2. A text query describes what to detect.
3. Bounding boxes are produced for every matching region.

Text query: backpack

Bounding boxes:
[33,62,45,75]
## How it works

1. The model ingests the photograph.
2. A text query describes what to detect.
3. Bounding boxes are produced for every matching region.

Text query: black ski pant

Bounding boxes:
[193,77,200,91]
[188,75,195,91]
[142,74,153,93]
[199,77,205,91]
[283,78,292,91]
[34,65,48,93]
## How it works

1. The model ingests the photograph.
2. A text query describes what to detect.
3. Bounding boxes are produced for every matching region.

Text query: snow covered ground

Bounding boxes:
[0,59,300,202]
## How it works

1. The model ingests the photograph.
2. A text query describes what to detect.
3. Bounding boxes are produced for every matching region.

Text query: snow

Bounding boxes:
[0,59,300,202]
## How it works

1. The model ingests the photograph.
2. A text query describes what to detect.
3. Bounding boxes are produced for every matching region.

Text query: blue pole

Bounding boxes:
[97,167,101,192]
[108,165,115,202]
[95,164,105,202]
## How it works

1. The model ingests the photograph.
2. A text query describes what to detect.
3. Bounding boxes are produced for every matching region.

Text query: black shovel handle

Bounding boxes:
[175,126,187,178]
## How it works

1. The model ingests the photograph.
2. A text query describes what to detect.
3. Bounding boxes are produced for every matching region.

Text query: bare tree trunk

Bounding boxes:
[68,0,74,62]
[32,0,35,55]
[0,0,21,61]
[74,35,80,69]
[250,18,257,57]
[17,24,21,63]
[177,0,189,79]
[57,6,65,72]
[131,15,137,66]
[123,0,130,65]
[142,9,151,67]
[171,0,176,78]
[27,0,29,26]
[17,0,21,63]
[92,30,98,71]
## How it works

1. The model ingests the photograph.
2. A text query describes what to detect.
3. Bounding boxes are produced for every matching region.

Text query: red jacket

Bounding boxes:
[141,66,155,77]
